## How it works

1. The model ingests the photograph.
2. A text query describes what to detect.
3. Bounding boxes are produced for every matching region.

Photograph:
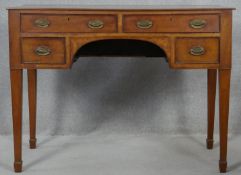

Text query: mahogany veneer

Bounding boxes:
[8,5,234,173]
[123,14,220,33]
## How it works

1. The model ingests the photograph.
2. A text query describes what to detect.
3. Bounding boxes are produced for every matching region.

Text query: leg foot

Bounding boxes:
[14,161,22,173]
[219,160,227,173]
[206,138,214,149]
[29,138,37,149]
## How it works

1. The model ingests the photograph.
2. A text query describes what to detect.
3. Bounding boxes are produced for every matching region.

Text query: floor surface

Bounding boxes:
[0,134,240,175]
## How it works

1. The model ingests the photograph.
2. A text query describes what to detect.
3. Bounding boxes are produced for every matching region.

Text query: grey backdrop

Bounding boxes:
[0,0,241,135]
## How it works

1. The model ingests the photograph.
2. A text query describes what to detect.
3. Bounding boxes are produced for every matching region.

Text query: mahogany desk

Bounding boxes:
[8,5,234,173]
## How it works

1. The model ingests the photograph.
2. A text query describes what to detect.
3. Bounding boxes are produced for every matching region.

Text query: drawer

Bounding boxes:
[21,14,117,33]
[175,38,219,64]
[123,14,219,33]
[21,38,66,64]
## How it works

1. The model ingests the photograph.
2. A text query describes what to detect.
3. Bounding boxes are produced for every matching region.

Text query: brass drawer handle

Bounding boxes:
[34,18,50,28]
[136,19,153,29]
[190,46,205,56]
[189,19,207,29]
[88,19,104,29]
[35,46,51,56]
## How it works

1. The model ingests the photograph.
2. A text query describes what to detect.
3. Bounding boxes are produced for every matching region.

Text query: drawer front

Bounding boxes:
[175,38,219,64]
[123,14,219,33]
[21,14,117,33]
[21,38,66,64]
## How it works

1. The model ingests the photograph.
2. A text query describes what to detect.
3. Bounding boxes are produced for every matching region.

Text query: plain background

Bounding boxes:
[0,0,241,136]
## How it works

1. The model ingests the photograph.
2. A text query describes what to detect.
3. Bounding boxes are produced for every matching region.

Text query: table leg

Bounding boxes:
[28,69,37,149]
[10,69,23,172]
[218,69,231,173]
[207,69,217,149]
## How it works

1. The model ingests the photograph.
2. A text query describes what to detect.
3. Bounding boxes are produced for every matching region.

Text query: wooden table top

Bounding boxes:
[7,5,235,10]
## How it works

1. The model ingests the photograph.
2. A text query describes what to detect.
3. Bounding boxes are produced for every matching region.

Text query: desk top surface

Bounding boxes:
[8,5,235,10]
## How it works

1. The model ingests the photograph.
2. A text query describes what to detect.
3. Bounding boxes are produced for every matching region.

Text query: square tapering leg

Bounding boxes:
[207,69,217,149]
[10,69,23,172]
[218,69,231,173]
[28,69,37,149]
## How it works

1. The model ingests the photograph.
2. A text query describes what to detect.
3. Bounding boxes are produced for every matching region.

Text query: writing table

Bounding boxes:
[8,5,234,173]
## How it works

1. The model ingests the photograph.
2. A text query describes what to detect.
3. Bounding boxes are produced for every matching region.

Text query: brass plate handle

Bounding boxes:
[88,19,104,29]
[136,19,153,29]
[35,46,51,56]
[190,46,205,56]
[34,18,50,28]
[189,19,207,29]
